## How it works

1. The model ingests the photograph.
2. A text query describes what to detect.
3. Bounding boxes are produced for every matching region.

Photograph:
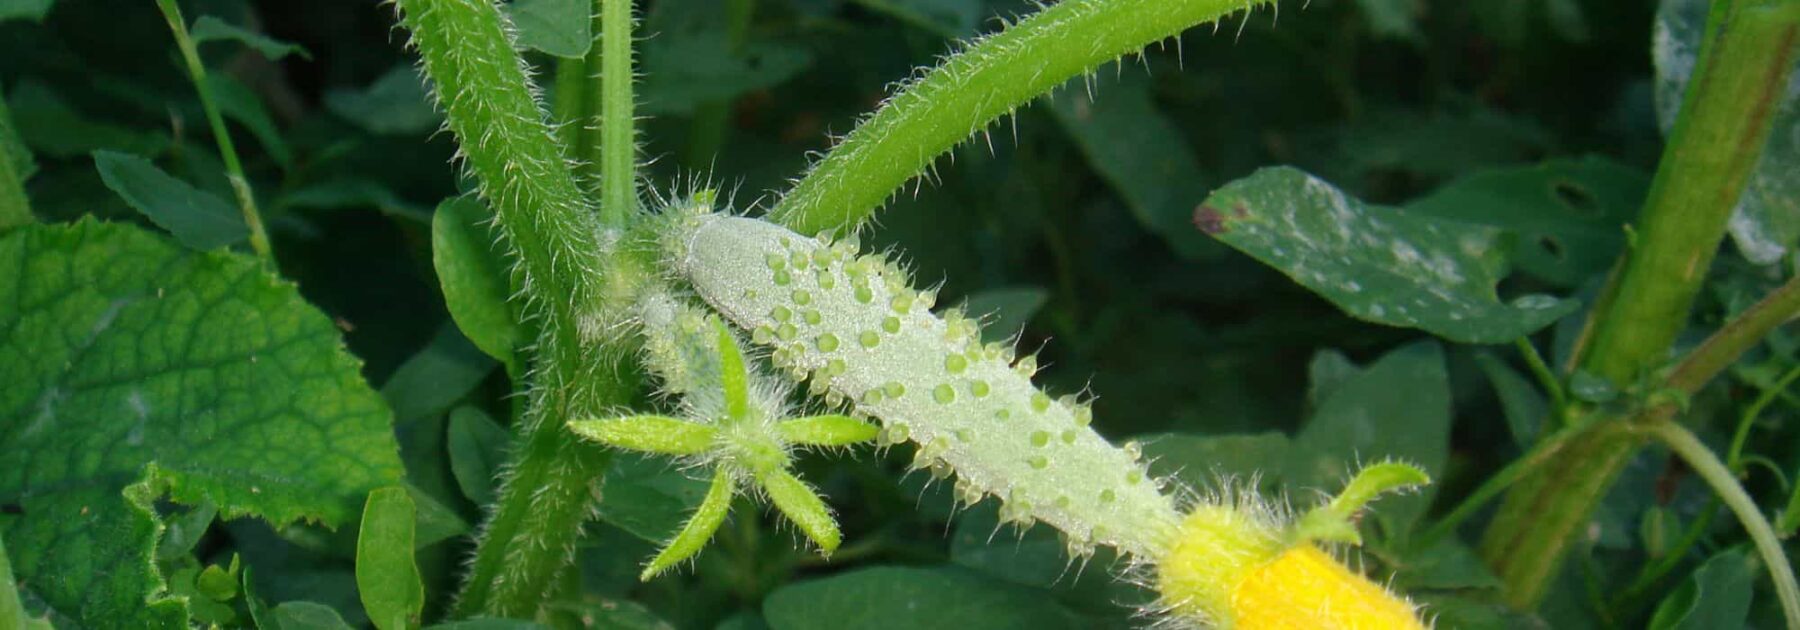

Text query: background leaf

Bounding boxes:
[357,487,424,630]
[1198,166,1578,344]
[762,566,1085,630]
[0,221,404,628]
[432,197,520,370]
[1285,341,1451,536]
[1648,548,1758,630]
[93,149,248,250]
[505,0,591,59]
[446,406,508,506]
[190,15,310,60]
[326,67,442,136]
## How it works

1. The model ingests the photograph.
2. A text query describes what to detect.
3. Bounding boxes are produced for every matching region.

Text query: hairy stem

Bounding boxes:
[0,89,31,228]
[598,0,637,227]
[1480,0,1800,609]
[1644,419,1800,627]
[769,0,1268,235]
[1668,275,1800,394]
[396,0,632,617]
[154,0,274,259]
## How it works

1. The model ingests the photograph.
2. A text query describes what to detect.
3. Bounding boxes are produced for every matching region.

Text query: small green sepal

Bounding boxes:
[777,415,880,447]
[759,469,842,555]
[642,467,738,580]
[568,415,718,455]
[1291,461,1431,547]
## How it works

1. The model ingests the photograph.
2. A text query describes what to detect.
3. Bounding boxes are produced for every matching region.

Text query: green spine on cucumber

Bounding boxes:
[667,211,1181,558]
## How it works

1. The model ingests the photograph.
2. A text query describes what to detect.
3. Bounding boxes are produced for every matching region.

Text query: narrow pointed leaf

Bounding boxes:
[760,469,841,555]
[568,415,718,455]
[642,467,737,580]
[778,415,879,446]
[93,149,248,250]
[715,320,750,421]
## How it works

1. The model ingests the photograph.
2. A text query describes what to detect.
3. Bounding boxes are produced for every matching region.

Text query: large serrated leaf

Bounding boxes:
[1655,0,1800,264]
[1198,166,1578,344]
[0,221,404,628]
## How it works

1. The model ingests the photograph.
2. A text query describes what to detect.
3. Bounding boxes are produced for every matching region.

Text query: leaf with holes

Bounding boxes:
[1196,167,1578,344]
[1406,157,1648,287]
[0,221,403,628]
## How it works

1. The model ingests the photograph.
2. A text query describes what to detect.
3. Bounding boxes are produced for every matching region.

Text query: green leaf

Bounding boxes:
[1,536,34,630]
[757,469,841,554]
[776,415,879,446]
[958,287,1049,343]
[641,467,735,580]
[277,179,435,224]
[1653,0,1800,265]
[1307,349,1362,407]
[1474,353,1548,447]
[446,406,509,506]
[1780,470,1800,536]
[325,67,442,136]
[1649,548,1758,630]
[190,16,311,60]
[1138,432,1292,494]
[357,487,424,630]
[1048,72,1219,261]
[568,416,718,455]
[1198,167,1578,344]
[1286,341,1451,537]
[204,74,293,168]
[93,149,248,250]
[763,566,1084,630]
[1388,538,1503,591]
[8,82,168,159]
[273,601,357,630]
[639,0,812,115]
[0,0,52,23]
[156,500,217,561]
[1406,157,1649,286]
[0,221,404,628]
[545,598,676,630]
[1355,0,1421,41]
[426,620,547,630]
[405,483,470,549]
[504,0,592,59]
[595,454,709,543]
[380,324,496,423]
[431,197,521,370]
[853,0,982,37]
[0,86,35,184]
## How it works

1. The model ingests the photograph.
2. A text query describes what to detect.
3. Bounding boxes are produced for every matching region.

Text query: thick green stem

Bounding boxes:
[1479,0,1800,610]
[598,0,637,227]
[396,0,629,617]
[768,0,1268,235]
[0,89,31,228]
[1645,419,1800,627]
[155,0,273,259]
[1668,275,1800,394]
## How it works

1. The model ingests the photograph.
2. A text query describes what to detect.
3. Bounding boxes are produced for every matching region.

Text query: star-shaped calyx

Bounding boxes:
[569,298,877,579]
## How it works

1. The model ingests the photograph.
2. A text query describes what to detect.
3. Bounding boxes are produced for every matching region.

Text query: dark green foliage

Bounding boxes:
[2,0,1797,628]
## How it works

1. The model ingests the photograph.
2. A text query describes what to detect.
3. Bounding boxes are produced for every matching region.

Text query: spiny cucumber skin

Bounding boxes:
[672,213,1180,557]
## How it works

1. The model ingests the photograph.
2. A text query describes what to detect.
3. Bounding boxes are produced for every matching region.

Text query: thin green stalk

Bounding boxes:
[1669,275,1800,394]
[598,0,636,227]
[1728,361,1800,470]
[155,0,273,259]
[1480,0,1800,609]
[1516,337,1567,420]
[1416,422,1614,549]
[1644,419,1800,628]
[396,0,635,618]
[769,0,1270,235]
[0,89,32,228]
[552,53,590,157]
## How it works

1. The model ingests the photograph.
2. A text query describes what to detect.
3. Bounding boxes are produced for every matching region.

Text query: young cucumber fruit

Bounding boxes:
[668,211,1423,628]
